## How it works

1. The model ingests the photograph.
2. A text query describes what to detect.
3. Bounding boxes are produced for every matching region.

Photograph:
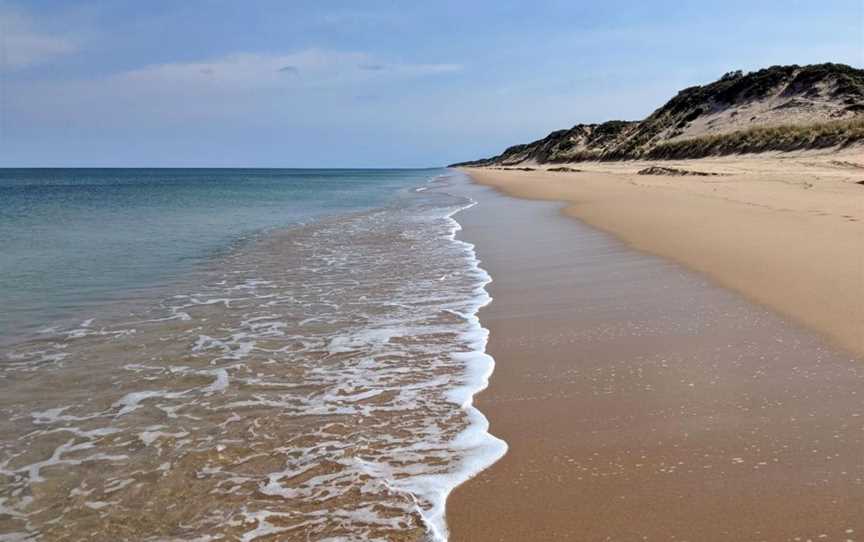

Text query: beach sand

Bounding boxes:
[446,155,864,540]
[463,149,864,357]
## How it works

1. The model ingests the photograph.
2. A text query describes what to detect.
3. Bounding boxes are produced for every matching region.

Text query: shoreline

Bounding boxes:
[0,172,508,541]
[416,194,508,541]
[459,148,864,357]
[446,168,864,540]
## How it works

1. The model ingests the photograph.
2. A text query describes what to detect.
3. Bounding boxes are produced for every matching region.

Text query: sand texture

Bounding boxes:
[446,171,864,540]
[463,149,864,356]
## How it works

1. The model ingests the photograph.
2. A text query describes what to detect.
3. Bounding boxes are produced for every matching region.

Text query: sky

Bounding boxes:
[1,0,862,167]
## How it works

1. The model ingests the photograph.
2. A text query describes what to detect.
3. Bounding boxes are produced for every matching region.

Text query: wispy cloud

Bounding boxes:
[0,8,78,69]
[317,9,404,27]
[397,63,462,76]
[8,49,463,129]
[113,50,461,91]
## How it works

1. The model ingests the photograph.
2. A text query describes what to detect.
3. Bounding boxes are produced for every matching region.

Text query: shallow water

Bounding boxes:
[0,171,505,541]
[0,168,436,342]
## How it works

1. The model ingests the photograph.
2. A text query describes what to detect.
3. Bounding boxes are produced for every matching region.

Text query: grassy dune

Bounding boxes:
[646,118,864,159]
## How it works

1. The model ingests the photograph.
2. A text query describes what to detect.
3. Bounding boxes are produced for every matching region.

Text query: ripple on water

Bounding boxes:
[0,175,506,541]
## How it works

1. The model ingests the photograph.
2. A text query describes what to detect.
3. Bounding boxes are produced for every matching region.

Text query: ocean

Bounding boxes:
[0,168,506,541]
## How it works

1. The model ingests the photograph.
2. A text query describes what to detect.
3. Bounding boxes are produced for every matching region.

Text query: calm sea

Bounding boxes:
[0,168,434,342]
[0,168,505,541]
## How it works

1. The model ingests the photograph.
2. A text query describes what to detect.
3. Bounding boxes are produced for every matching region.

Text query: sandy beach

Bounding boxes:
[463,149,864,356]
[446,157,864,540]
[5,3,862,538]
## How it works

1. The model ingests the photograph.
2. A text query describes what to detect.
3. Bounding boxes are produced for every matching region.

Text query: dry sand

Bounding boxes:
[464,149,864,356]
[445,155,864,541]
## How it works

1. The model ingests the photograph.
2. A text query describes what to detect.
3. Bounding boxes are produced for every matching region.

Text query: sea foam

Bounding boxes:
[0,172,506,541]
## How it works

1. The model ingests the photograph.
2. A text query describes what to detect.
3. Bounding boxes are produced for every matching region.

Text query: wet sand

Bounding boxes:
[461,149,864,357]
[447,177,864,541]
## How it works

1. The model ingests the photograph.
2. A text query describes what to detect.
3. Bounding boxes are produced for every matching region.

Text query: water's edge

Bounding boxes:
[0,171,509,541]
[422,200,508,540]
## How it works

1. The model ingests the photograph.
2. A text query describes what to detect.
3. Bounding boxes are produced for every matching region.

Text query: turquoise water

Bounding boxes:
[0,168,439,341]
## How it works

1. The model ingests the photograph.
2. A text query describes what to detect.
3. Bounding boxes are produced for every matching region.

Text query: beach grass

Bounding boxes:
[647,118,864,159]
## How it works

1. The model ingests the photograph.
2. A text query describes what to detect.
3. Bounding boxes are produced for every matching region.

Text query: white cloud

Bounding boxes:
[0,9,78,69]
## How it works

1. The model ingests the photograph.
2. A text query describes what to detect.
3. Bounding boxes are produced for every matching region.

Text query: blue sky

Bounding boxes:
[1,0,862,167]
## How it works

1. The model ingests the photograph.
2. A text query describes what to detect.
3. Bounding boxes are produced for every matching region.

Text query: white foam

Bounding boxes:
[0,533,36,542]
[203,368,230,393]
[390,199,508,541]
[112,389,187,416]
[31,407,102,424]
[327,327,404,354]
[2,172,508,541]
[139,429,189,446]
